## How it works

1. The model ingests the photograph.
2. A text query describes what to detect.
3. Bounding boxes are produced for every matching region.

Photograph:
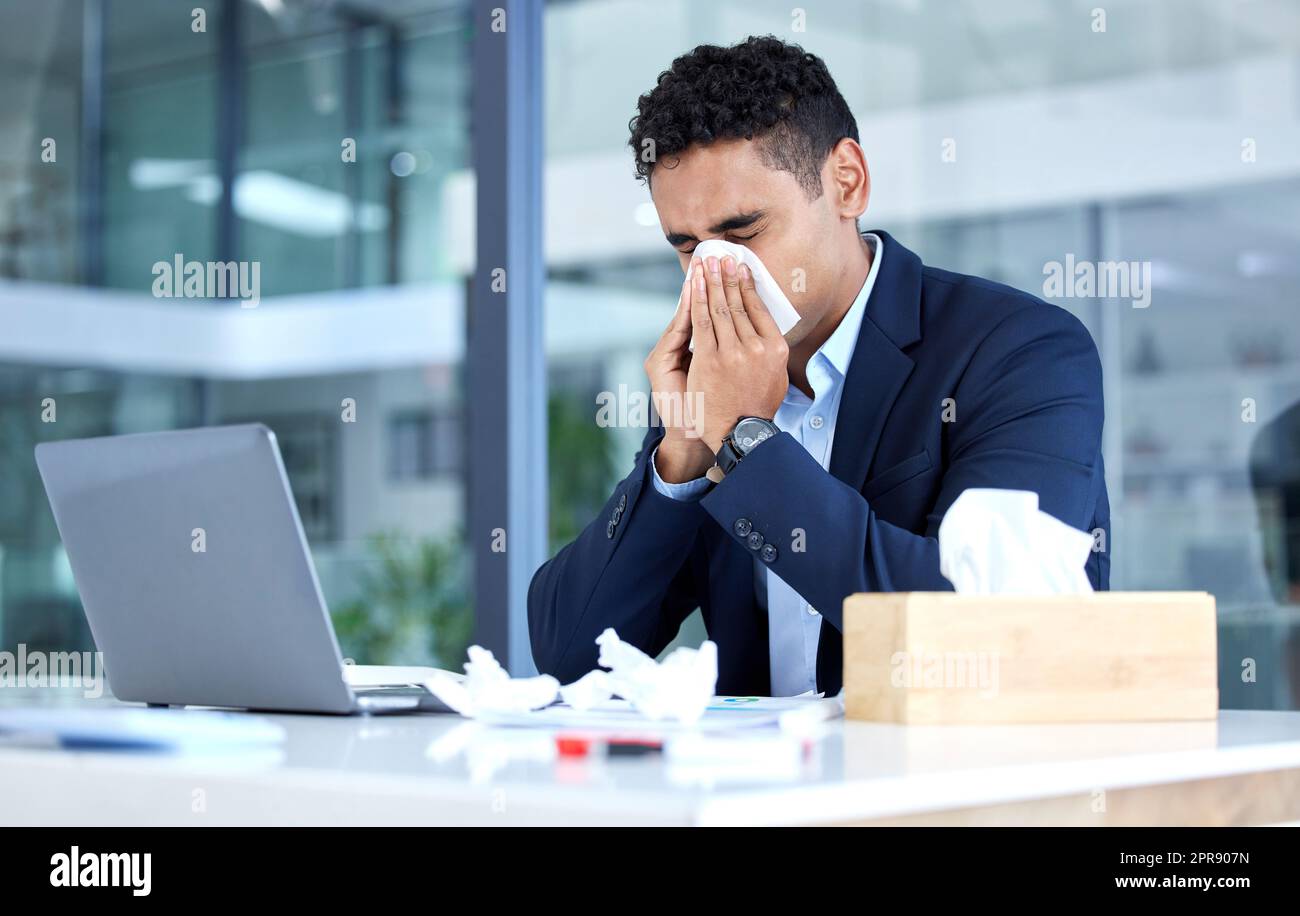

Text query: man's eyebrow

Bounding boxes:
[709,210,766,234]
[664,210,767,248]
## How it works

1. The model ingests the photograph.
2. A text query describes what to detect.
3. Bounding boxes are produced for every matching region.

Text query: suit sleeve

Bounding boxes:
[698,302,1105,634]
[527,427,711,684]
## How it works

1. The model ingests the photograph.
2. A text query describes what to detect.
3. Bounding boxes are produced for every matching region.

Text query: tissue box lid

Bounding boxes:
[842,591,1218,725]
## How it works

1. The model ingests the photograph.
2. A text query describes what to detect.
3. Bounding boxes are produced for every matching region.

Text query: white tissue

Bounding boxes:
[573,628,719,724]
[687,239,803,350]
[558,669,615,711]
[938,488,1094,594]
[424,645,559,717]
[597,628,718,723]
[431,630,718,725]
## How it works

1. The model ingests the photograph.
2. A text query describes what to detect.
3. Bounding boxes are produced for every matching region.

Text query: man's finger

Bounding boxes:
[674,271,693,326]
[721,256,758,342]
[649,275,691,362]
[658,272,693,344]
[738,263,782,338]
[689,259,716,352]
[704,255,738,348]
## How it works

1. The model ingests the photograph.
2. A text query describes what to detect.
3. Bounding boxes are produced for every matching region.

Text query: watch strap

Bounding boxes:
[715,437,744,476]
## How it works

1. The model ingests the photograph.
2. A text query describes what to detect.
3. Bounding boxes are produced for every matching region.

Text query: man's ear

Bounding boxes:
[825,137,870,220]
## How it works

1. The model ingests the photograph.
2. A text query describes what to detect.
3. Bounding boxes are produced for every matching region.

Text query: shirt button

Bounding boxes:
[746,531,765,552]
[809,415,824,430]
[733,518,753,537]
[760,543,779,563]
[807,605,819,616]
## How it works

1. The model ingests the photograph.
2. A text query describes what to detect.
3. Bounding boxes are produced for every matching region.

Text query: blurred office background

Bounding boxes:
[2,0,1299,707]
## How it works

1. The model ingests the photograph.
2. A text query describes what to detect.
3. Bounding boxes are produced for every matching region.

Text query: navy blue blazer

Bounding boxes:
[529,231,1109,696]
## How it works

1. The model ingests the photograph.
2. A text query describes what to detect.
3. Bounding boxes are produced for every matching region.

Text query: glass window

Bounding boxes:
[0,1,474,671]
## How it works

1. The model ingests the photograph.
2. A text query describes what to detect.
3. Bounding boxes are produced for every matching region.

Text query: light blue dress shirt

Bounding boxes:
[651,233,884,696]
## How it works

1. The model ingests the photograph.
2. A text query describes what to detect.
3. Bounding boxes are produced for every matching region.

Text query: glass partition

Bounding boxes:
[0,0,473,670]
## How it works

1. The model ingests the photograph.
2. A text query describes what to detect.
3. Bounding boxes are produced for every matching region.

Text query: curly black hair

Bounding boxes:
[628,35,858,199]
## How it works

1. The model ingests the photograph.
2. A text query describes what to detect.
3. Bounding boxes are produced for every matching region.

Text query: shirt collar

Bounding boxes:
[818,232,884,378]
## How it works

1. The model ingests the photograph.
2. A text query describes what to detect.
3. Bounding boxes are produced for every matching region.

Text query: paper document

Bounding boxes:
[473,694,838,733]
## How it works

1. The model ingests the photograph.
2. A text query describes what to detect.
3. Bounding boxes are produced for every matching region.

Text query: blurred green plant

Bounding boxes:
[331,532,472,668]
[330,392,618,666]
[547,391,619,551]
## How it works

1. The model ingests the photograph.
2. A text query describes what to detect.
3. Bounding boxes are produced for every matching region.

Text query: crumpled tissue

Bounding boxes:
[424,645,559,717]
[938,488,1094,594]
[560,628,718,724]
[686,239,803,350]
[426,629,719,725]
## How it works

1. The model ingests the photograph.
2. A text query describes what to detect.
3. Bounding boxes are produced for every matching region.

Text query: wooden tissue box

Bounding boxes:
[842,592,1218,724]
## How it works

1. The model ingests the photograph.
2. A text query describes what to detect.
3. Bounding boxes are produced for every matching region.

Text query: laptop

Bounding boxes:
[35,424,459,714]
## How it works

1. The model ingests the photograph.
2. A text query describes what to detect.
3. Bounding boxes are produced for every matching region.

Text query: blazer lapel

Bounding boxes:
[828,230,924,494]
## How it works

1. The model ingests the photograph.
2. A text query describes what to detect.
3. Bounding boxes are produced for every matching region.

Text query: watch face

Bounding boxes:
[733,417,777,454]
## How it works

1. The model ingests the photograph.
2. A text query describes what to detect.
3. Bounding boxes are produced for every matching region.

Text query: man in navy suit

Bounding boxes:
[529,36,1109,696]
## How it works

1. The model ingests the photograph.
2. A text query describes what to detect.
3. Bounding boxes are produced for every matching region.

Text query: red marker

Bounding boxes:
[554,732,664,758]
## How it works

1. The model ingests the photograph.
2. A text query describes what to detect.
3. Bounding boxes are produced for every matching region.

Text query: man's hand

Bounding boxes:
[643,272,715,483]
[686,255,790,453]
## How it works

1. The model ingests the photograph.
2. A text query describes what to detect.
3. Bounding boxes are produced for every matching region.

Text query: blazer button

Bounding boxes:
[760,543,779,563]
[617,493,627,512]
[733,518,753,537]
[606,519,616,538]
[746,531,764,552]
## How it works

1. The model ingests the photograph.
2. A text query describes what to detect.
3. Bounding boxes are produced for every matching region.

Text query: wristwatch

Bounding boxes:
[706,417,779,483]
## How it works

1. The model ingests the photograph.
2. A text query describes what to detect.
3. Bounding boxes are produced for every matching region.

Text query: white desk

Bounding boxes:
[3,692,1300,826]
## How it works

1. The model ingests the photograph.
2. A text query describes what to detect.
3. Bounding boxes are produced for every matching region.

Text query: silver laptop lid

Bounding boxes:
[35,424,355,713]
